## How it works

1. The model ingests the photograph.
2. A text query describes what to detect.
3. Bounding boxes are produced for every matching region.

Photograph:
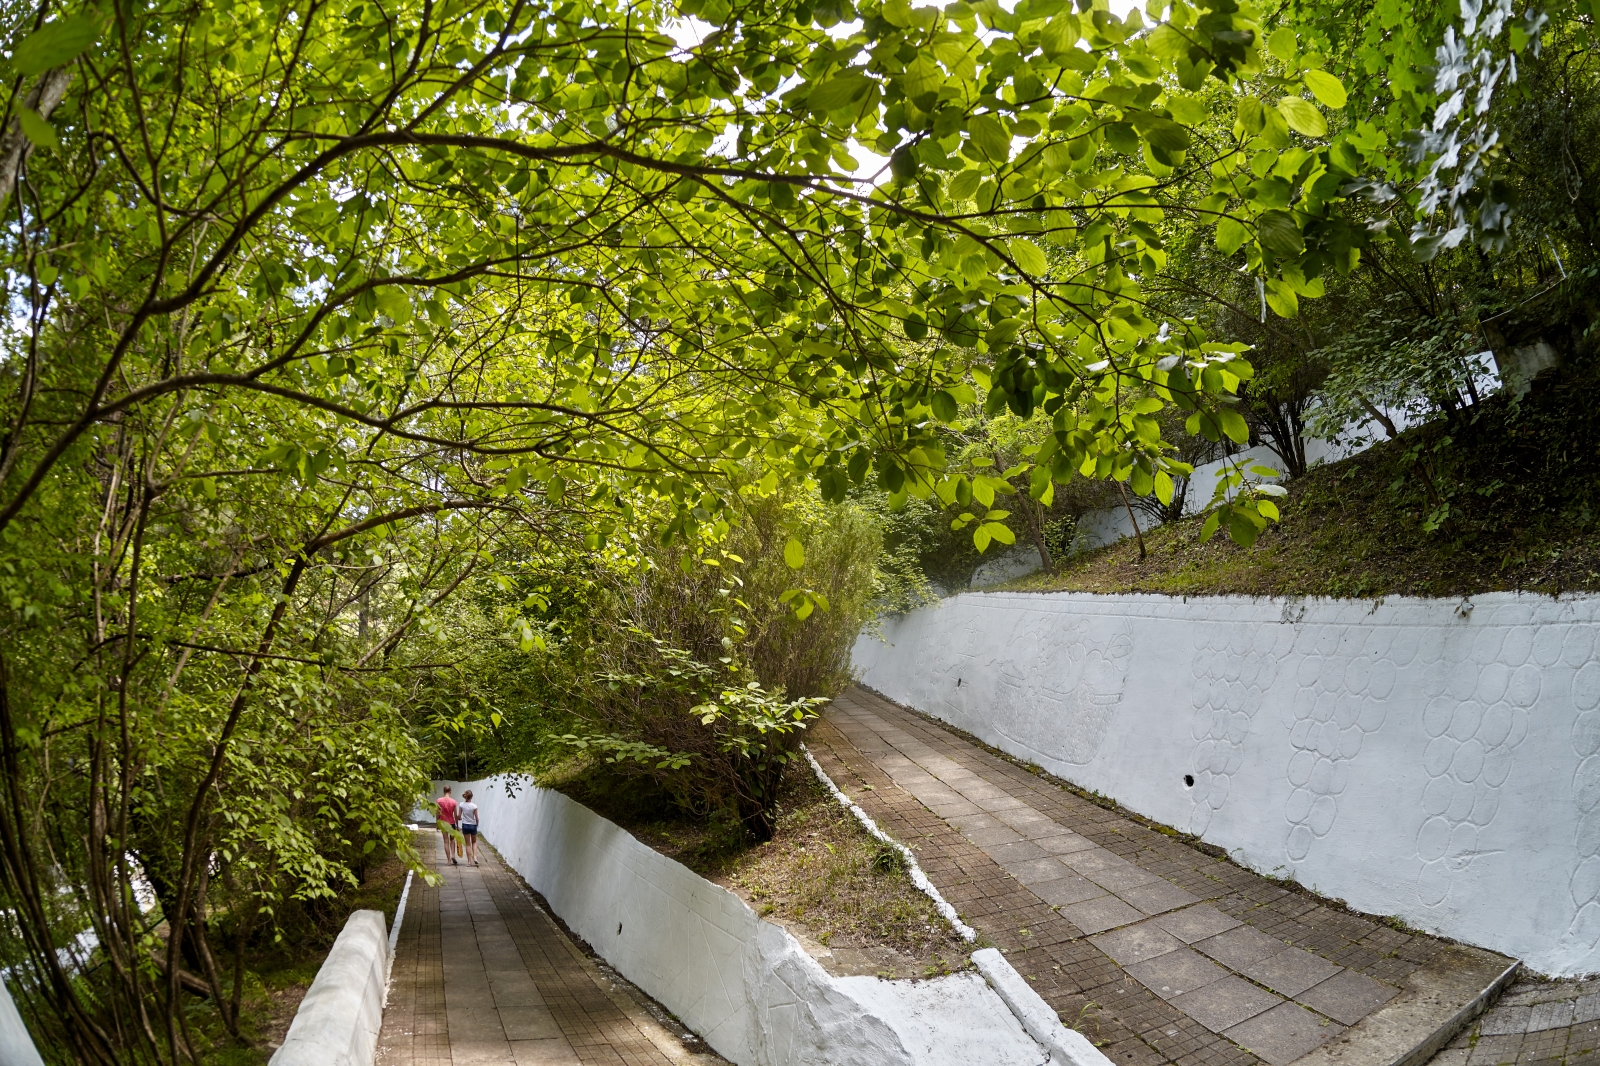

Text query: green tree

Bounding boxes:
[0,0,1518,1056]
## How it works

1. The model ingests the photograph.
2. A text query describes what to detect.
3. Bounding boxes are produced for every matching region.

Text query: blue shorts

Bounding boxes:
[461,824,478,835]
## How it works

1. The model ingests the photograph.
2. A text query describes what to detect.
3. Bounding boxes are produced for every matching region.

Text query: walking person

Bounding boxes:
[459,789,481,866]
[435,785,461,866]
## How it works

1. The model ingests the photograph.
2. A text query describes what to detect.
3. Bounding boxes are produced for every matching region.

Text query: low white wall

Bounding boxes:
[853,590,1600,976]
[0,978,44,1066]
[271,909,388,1066]
[460,779,1047,1066]
[971,543,1046,588]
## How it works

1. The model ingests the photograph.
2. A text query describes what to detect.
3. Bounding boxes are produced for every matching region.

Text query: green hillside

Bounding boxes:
[1005,364,1600,601]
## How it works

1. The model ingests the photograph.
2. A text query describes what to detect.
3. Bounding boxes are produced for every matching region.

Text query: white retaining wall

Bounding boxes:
[458,779,1048,1066]
[852,590,1600,976]
[270,909,389,1066]
[0,977,44,1066]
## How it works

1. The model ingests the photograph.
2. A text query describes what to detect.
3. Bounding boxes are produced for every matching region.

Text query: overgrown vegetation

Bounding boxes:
[1009,357,1600,599]
[0,0,1588,1056]
[547,758,964,976]
[137,851,407,1066]
[412,485,881,841]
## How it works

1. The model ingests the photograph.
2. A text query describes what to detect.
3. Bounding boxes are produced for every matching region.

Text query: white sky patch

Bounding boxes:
[662,15,719,47]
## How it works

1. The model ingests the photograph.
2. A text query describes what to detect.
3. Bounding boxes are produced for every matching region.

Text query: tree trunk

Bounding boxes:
[1115,482,1147,561]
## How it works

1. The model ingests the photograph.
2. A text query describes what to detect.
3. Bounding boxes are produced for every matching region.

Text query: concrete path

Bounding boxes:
[378,833,723,1066]
[810,688,1514,1066]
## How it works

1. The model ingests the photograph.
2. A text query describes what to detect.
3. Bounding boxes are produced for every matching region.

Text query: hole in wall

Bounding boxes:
[1184,775,1195,788]
[617,922,623,935]
[956,677,962,687]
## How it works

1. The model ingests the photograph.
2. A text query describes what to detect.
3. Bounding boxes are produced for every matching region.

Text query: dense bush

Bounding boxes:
[412,486,882,840]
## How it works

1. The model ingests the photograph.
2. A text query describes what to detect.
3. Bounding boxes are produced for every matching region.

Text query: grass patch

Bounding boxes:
[546,760,966,978]
[1006,373,1600,600]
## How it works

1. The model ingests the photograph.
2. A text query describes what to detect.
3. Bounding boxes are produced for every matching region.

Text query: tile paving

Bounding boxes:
[808,687,1463,1066]
[1432,978,1600,1066]
[378,833,722,1066]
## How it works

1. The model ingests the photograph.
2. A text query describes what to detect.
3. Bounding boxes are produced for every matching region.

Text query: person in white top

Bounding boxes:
[458,790,481,866]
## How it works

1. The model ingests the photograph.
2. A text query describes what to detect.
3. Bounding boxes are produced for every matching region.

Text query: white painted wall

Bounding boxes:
[970,543,1046,588]
[0,978,44,1066]
[271,909,389,1066]
[459,779,1048,1066]
[852,590,1600,976]
[1075,505,1145,551]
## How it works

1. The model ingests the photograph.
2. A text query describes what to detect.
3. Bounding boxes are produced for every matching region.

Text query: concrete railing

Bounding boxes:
[1,909,399,1066]
[0,977,45,1066]
[270,909,389,1066]
[449,776,1072,1066]
[853,589,1600,976]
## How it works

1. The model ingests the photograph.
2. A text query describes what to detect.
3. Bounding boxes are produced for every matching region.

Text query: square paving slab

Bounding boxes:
[1224,1002,1343,1065]
[1156,905,1243,944]
[1127,948,1230,1000]
[378,834,723,1065]
[1243,947,1342,999]
[1171,975,1283,1032]
[809,689,1515,1066]
[1295,968,1400,1024]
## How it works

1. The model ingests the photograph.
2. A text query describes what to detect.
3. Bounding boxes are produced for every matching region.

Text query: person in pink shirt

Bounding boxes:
[434,785,460,866]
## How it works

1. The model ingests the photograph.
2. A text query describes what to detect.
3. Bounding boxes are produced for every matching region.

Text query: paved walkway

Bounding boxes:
[808,688,1491,1066]
[379,833,722,1066]
[1436,978,1600,1066]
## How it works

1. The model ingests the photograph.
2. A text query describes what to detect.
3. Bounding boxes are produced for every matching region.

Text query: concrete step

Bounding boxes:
[1294,947,1519,1066]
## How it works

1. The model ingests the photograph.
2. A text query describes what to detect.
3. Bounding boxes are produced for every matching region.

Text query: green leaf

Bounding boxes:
[890,146,918,182]
[1276,97,1328,138]
[982,522,1015,545]
[1237,97,1266,135]
[931,389,959,422]
[808,73,873,111]
[1263,278,1299,318]
[783,538,805,569]
[1155,470,1174,505]
[1219,407,1250,444]
[947,169,982,200]
[1216,216,1249,255]
[1228,506,1267,546]
[1040,13,1080,59]
[13,13,100,76]
[1302,70,1348,110]
[1009,237,1048,275]
[1146,23,1190,59]
[16,108,57,150]
[968,114,1011,163]
[1255,210,1305,256]
[1104,122,1141,155]
[1136,115,1191,153]
[1267,27,1296,63]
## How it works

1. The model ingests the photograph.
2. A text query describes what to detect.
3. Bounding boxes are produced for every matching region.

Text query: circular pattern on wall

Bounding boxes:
[1567,657,1600,946]
[1409,624,1547,908]
[1281,624,1399,864]
[1188,623,1293,835]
